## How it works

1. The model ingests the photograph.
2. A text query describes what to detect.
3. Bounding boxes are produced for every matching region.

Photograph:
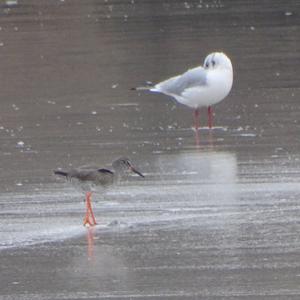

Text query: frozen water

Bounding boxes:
[0,0,300,298]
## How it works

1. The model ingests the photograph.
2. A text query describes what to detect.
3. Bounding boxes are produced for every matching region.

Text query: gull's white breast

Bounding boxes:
[174,69,233,109]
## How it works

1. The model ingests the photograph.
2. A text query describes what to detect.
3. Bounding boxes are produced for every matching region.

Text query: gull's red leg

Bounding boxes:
[83,192,93,226]
[193,108,200,131]
[87,192,97,226]
[208,106,213,129]
[83,192,97,226]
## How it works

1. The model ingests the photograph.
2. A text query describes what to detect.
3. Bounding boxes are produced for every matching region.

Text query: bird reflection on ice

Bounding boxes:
[155,150,237,185]
[86,227,96,260]
[147,150,239,231]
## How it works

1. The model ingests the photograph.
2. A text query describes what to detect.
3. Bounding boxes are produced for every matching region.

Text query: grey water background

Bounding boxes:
[0,0,300,299]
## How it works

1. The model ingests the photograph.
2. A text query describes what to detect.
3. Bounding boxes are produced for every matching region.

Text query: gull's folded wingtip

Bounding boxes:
[54,170,68,177]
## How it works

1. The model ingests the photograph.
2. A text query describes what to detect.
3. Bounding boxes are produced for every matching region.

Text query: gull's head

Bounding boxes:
[203,52,232,72]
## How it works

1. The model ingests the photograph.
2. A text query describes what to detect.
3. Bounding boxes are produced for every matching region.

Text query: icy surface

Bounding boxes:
[0,0,300,299]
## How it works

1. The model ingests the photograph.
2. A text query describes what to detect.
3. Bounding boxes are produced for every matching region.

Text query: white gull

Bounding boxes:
[133,52,233,129]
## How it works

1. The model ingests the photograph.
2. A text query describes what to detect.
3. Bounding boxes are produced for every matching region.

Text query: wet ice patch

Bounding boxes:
[239,133,256,137]
[178,126,228,132]
[12,104,19,111]
[0,223,85,250]
[0,190,85,250]
[16,141,25,148]
[47,100,56,104]
[111,102,139,107]
[6,0,18,6]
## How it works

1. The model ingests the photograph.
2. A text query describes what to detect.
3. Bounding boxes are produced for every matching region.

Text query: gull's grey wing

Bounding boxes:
[76,164,101,170]
[154,66,207,95]
[68,168,98,182]
[98,168,114,175]
[69,168,114,186]
[96,168,114,186]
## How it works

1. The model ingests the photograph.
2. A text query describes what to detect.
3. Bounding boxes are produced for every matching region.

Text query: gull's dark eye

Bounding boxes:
[205,62,209,68]
[212,60,216,66]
